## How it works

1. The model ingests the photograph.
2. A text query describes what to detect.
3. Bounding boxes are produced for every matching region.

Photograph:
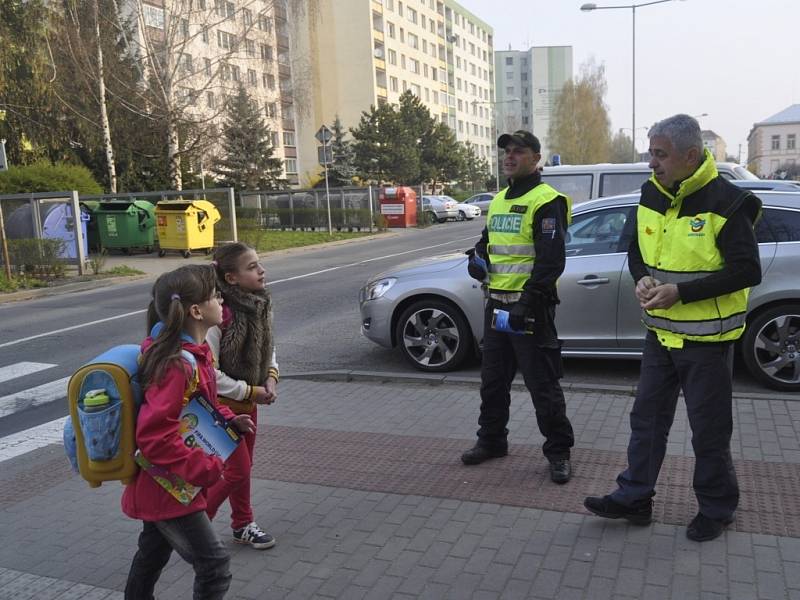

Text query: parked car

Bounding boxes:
[731,180,800,191]
[454,202,481,220]
[359,190,800,392]
[462,192,495,212]
[421,195,458,223]
[540,162,758,204]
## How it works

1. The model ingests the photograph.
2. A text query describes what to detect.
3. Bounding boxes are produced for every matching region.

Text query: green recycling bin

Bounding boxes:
[94,200,156,254]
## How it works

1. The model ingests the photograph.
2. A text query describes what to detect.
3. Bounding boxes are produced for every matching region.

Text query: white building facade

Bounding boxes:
[748,104,800,178]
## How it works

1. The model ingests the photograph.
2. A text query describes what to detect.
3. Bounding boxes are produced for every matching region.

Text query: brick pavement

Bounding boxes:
[1,377,799,599]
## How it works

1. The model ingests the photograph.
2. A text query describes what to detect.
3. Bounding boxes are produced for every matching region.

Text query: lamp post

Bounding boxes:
[580,0,684,162]
[472,97,520,191]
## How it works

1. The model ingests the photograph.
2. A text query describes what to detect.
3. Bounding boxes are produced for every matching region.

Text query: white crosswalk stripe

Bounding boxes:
[0,361,57,384]
[0,376,70,418]
[0,417,67,463]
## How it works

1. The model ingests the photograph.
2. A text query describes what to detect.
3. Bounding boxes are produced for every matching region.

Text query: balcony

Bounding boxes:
[283,146,297,158]
[374,57,385,70]
[278,62,291,78]
[276,33,290,50]
[273,3,287,21]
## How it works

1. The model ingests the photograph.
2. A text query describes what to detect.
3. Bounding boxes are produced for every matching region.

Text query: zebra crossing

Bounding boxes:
[0,361,69,463]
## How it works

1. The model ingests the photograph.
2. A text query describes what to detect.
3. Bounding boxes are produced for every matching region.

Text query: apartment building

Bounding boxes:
[289,0,495,184]
[748,104,800,177]
[494,46,573,165]
[701,130,727,162]
[130,0,299,185]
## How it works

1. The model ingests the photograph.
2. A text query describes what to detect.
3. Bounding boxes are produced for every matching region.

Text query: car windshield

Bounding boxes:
[540,174,593,203]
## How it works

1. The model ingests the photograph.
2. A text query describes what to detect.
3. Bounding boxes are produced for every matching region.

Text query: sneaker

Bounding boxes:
[686,512,733,542]
[461,444,508,465]
[233,522,276,550]
[583,495,653,526]
[549,458,571,484]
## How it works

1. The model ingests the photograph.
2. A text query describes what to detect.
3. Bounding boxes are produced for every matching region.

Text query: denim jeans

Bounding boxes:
[125,511,231,600]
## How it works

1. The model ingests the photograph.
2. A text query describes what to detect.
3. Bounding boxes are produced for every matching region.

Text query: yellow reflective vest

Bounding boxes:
[486,183,571,292]
[637,151,756,347]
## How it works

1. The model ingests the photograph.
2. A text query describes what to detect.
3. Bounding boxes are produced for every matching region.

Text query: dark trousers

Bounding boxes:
[611,331,739,520]
[477,299,574,460]
[125,511,231,600]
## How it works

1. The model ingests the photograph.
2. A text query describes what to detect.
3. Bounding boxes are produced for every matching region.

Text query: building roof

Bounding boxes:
[701,129,721,140]
[757,104,800,126]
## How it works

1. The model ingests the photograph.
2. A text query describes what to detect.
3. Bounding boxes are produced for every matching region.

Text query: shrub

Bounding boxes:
[5,238,67,278]
[0,162,103,195]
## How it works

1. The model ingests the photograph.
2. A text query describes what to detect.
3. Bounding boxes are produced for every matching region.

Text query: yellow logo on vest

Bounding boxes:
[489,214,523,234]
[689,217,706,237]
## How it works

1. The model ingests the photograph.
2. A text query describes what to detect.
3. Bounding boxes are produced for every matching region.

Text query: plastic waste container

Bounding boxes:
[155,199,221,258]
[379,186,417,228]
[94,200,155,254]
[5,202,90,259]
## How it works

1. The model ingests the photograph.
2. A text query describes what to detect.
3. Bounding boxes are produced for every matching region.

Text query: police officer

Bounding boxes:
[584,114,762,541]
[462,130,574,484]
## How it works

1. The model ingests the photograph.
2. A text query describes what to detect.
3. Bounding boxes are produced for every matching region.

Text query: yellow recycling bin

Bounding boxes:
[155,199,221,258]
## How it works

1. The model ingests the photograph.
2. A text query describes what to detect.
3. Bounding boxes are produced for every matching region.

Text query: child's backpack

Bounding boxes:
[64,345,198,488]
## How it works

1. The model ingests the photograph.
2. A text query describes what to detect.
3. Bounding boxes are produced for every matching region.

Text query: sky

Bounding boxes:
[457,0,800,163]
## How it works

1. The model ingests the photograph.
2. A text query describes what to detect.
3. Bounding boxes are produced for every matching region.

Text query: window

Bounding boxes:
[231,65,240,82]
[756,207,800,243]
[388,48,396,65]
[409,58,419,74]
[282,131,295,146]
[505,56,513,65]
[258,14,272,32]
[197,0,205,9]
[261,44,273,61]
[390,76,398,91]
[180,18,189,37]
[788,134,797,150]
[143,4,164,28]
[506,86,514,94]
[242,8,252,26]
[772,135,781,150]
[398,1,403,16]
[408,32,418,49]
[564,207,636,256]
[506,71,513,79]
[285,158,298,173]
[600,172,651,197]
[220,62,230,81]
[245,39,256,57]
[401,54,406,69]
[218,30,235,50]
[267,73,275,89]
[207,91,215,108]
[225,0,234,19]
[540,173,594,204]
[247,69,257,86]
[204,57,212,76]
[407,7,417,23]
[265,102,277,118]
[201,27,209,43]
[180,53,193,73]
[387,22,395,38]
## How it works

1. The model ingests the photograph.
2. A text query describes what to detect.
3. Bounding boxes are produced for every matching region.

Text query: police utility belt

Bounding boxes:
[488,291,523,304]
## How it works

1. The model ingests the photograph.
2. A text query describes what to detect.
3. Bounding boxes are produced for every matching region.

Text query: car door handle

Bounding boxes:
[577,276,610,285]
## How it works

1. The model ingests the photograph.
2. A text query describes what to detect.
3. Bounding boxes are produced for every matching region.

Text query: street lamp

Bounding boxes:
[580,0,685,162]
[472,97,520,190]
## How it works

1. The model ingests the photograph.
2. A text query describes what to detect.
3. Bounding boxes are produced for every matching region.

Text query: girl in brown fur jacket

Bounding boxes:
[205,242,279,550]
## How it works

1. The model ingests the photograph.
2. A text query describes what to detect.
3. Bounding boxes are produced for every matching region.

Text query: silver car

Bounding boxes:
[421,195,458,223]
[463,192,494,212]
[359,191,800,392]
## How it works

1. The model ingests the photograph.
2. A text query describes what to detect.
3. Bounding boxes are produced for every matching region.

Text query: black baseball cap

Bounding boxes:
[497,130,541,153]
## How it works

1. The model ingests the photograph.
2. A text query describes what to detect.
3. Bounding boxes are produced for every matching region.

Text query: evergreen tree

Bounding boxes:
[460,143,491,192]
[326,115,357,187]
[212,86,285,191]
[351,102,418,184]
[420,122,464,190]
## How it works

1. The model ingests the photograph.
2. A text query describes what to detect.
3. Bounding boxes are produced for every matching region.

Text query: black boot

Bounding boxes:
[461,444,508,465]
[583,495,653,526]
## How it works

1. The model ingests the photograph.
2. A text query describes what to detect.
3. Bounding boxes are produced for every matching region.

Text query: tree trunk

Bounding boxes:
[92,0,117,192]
[167,116,182,190]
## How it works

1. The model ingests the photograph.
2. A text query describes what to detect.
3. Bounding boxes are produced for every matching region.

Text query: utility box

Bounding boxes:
[155,199,221,258]
[94,200,155,254]
[379,186,417,228]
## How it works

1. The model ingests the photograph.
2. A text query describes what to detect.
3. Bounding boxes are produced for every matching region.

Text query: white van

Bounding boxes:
[541,162,758,204]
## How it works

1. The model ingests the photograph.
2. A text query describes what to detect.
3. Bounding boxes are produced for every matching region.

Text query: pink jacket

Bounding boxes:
[121,336,236,521]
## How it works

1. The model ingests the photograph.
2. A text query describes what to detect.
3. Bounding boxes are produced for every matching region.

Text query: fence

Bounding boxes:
[239,186,378,232]
[0,191,87,276]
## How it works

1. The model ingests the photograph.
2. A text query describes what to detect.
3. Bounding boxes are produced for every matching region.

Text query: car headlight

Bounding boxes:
[363,277,397,301]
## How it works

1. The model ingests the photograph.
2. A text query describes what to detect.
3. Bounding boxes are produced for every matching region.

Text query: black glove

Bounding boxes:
[466,251,488,281]
[508,300,530,332]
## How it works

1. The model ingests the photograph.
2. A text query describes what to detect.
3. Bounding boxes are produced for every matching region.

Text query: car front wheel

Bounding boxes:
[741,303,800,392]
[456,211,466,221]
[395,299,472,372]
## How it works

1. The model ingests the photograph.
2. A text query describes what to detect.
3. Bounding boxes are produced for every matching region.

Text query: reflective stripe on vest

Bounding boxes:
[642,311,747,337]
[486,183,571,292]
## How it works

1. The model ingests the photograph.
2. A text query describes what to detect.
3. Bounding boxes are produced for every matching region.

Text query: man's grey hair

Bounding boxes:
[648,114,704,155]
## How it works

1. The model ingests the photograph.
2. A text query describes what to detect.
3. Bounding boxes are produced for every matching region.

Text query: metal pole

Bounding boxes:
[70,190,87,275]
[0,200,12,280]
[227,187,238,242]
[631,5,637,162]
[367,185,374,232]
[324,141,332,235]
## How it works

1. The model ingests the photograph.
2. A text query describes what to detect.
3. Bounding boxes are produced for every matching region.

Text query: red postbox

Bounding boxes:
[379,186,418,228]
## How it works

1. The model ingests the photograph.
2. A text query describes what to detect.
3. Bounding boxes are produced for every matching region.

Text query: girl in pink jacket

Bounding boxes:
[122,264,254,600]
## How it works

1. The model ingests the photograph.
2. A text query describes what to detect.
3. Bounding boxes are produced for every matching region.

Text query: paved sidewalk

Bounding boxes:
[1,377,800,599]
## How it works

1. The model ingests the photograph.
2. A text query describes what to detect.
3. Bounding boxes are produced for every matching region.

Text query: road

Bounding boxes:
[0,217,773,440]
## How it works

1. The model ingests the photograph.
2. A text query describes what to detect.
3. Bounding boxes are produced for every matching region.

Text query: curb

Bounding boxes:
[281,369,800,402]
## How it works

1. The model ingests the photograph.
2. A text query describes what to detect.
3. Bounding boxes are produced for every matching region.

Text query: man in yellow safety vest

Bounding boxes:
[584,114,762,542]
[462,130,575,484]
